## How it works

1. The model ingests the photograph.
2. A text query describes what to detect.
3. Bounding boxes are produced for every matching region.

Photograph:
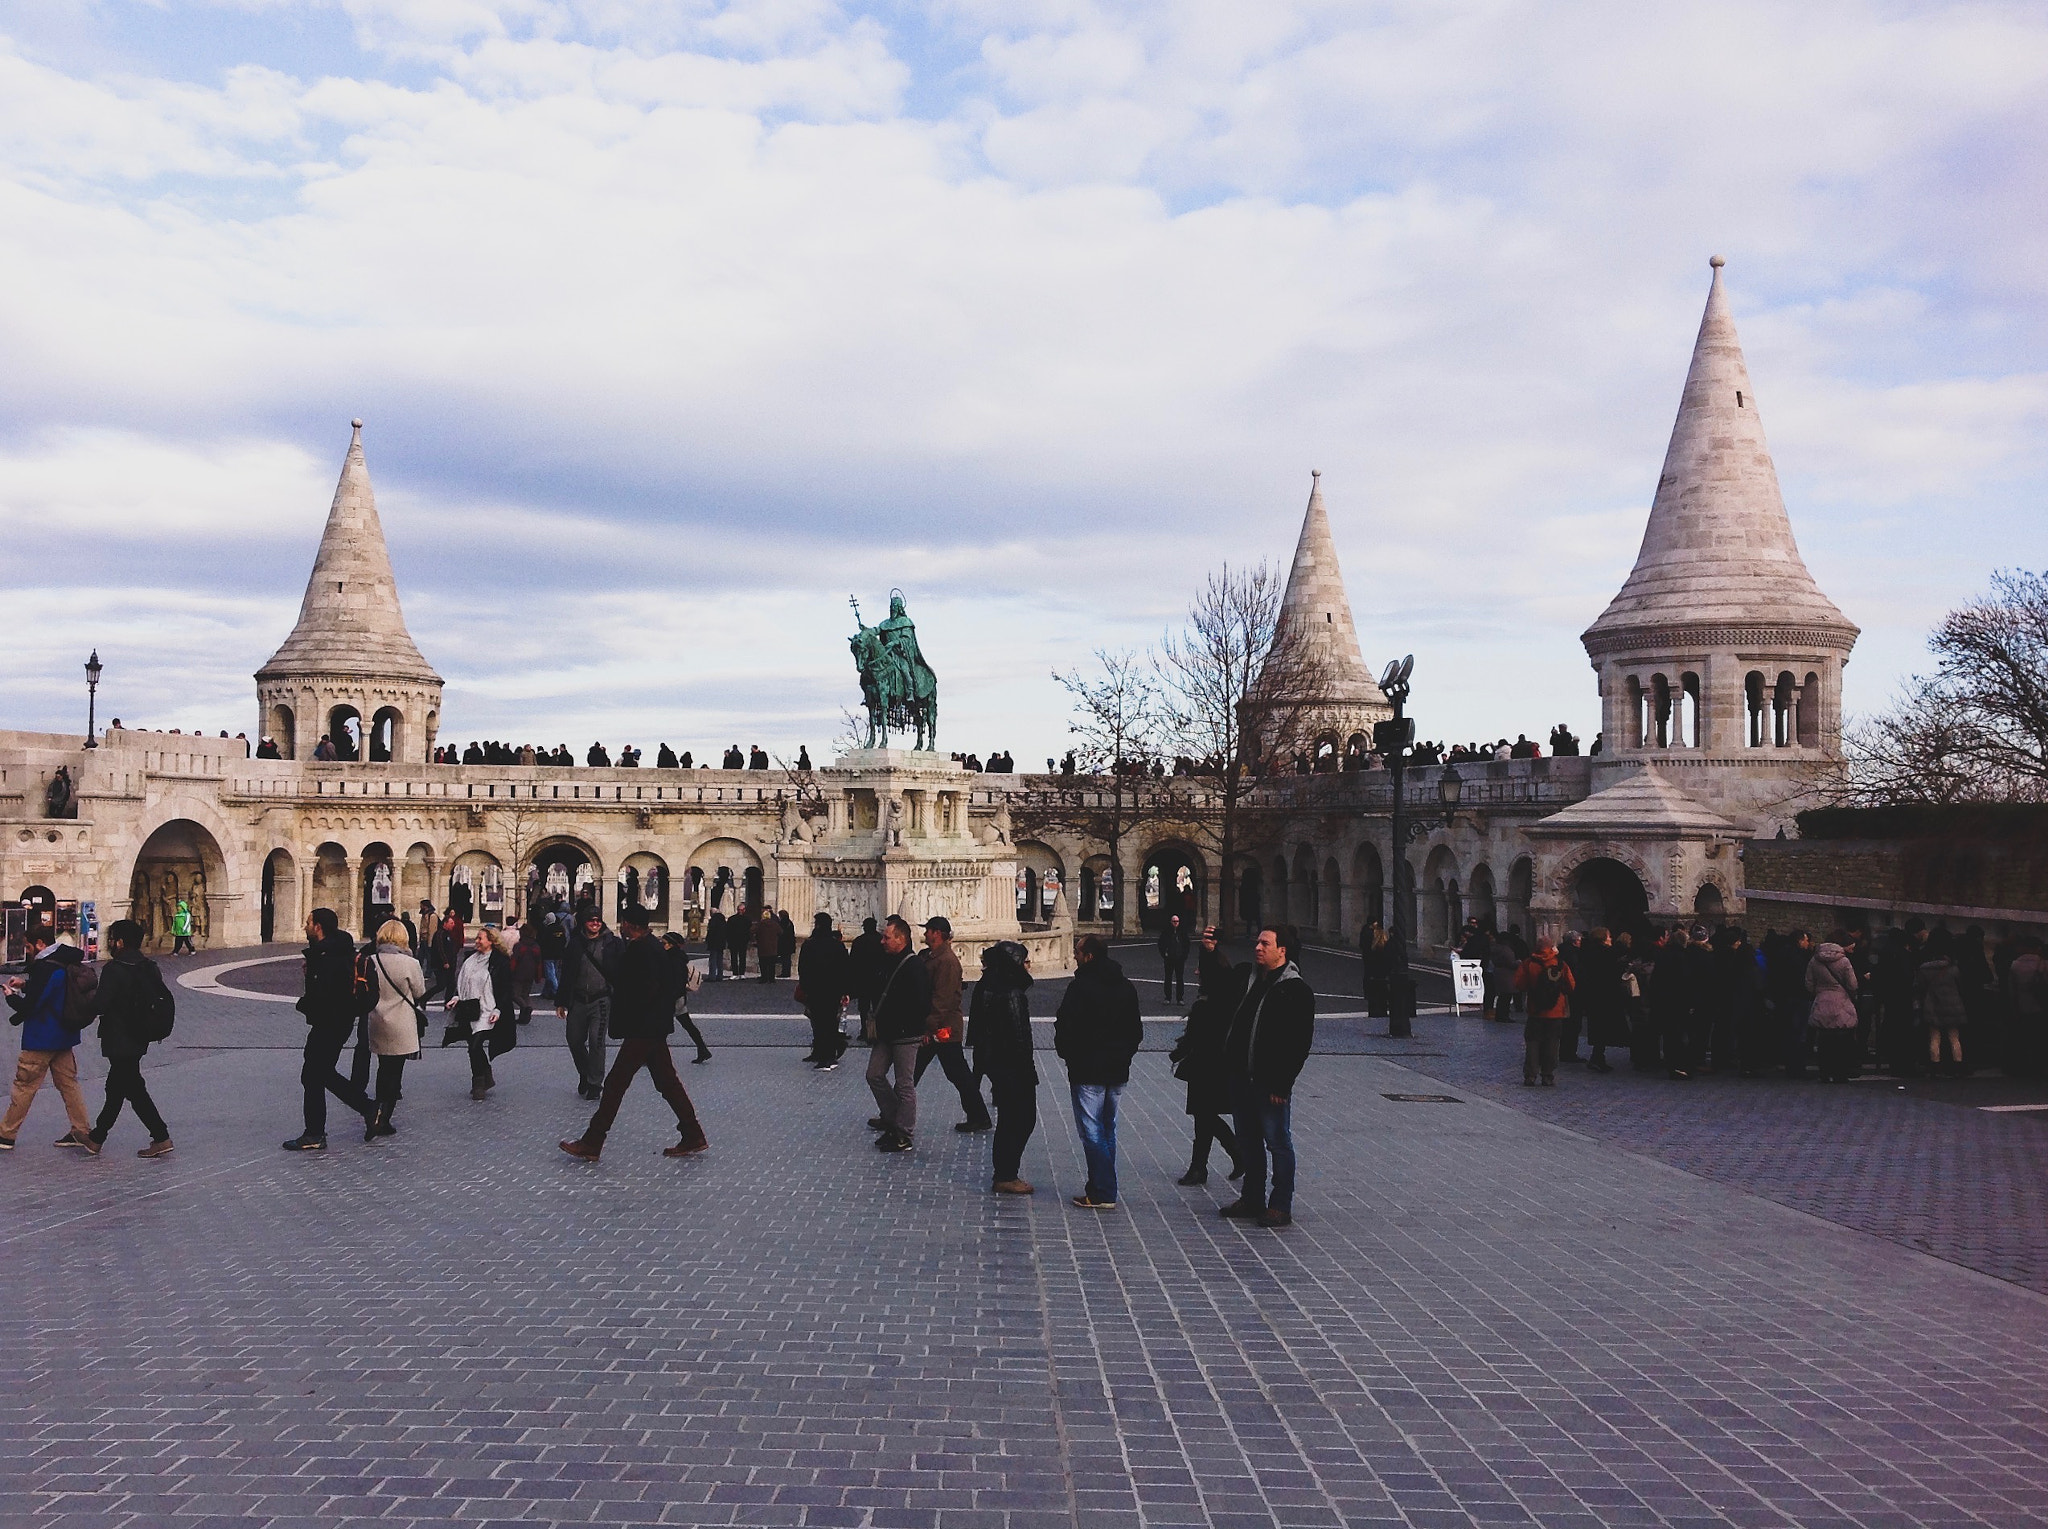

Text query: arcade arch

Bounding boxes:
[1140,841,1203,930]
[261,847,296,943]
[618,852,670,923]
[687,838,761,915]
[127,818,228,951]
[1350,843,1384,933]
[1569,857,1648,934]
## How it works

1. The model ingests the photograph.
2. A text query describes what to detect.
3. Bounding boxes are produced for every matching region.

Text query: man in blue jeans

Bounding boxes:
[1053,934,1143,1209]
[1219,924,1316,1229]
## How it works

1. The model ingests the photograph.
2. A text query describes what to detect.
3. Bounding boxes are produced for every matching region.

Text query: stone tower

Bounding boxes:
[1256,471,1390,765]
[256,421,442,763]
[1581,257,1858,829]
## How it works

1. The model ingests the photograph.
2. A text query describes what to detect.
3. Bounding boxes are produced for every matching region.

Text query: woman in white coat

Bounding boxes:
[446,925,517,1101]
[364,918,426,1139]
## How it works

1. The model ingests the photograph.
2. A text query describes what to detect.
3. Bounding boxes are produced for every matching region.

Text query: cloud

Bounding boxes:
[0,0,2043,758]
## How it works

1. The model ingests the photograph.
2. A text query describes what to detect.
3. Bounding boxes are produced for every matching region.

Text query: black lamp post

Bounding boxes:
[1438,762,1463,815]
[83,650,103,748]
[1373,655,1417,1037]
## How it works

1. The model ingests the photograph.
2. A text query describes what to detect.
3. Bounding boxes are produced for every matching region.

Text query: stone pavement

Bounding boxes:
[3,941,2047,1528]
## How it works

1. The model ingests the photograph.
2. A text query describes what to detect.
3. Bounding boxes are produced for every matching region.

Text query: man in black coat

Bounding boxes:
[865,916,933,1153]
[968,940,1038,1194]
[89,919,174,1156]
[560,908,708,1162]
[1218,923,1315,1228]
[284,908,374,1151]
[798,913,850,1068]
[1053,934,1143,1210]
[848,917,885,1036]
[557,909,623,1101]
[1158,914,1192,1003]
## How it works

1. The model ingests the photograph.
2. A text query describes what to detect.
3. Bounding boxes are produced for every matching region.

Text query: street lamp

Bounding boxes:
[1437,763,1463,815]
[1373,655,1417,1037]
[83,650,103,748]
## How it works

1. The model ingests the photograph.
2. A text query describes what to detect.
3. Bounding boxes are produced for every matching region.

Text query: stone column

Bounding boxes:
[342,856,362,937]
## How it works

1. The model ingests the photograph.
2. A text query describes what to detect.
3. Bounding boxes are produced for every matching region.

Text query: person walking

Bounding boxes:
[86,919,176,1156]
[1217,924,1314,1228]
[1806,933,1862,1083]
[915,917,992,1131]
[538,907,568,997]
[360,919,425,1136]
[556,908,620,1100]
[848,917,884,1040]
[704,908,727,982]
[2,927,97,1151]
[283,909,375,1151]
[969,939,1038,1194]
[1168,925,1241,1185]
[510,922,543,1025]
[754,906,781,984]
[660,932,712,1063]
[864,916,932,1153]
[446,926,516,1101]
[169,898,197,955]
[1158,914,1191,1004]
[559,908,710,1162]
[797,913,850,1068]
[1513,937,1575,1086]
[1053,934,1143,1210]
[1916,927,1968,1076]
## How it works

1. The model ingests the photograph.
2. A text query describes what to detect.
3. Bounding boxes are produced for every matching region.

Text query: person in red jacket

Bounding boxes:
[1513,938,1576,1087]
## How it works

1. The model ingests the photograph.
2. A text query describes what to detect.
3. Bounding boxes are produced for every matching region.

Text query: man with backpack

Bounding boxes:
[1513,936,1577,1087]
[1,926,97,1151]
[88,919,176,1156]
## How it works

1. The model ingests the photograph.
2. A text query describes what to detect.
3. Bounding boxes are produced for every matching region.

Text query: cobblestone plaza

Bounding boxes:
[6,943,2047,1529]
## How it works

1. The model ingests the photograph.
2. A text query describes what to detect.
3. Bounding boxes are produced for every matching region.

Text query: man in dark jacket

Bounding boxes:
[1053,934,1143,1210]
[2,927,95,1150]
[725,902,752,978]
[89,920,174,1156]
[754,907,781,984]
[865,916,933,1153]
[848,917,885,1033]
[556,909,622,1100]
[284,908,374,1151]
[1158,915,1192,1003]
[1219,924,1315,1228]
[797,913,850,1068]
[914,917,992,1131]
[969,940,1038,1193]
[560,908,708,1162]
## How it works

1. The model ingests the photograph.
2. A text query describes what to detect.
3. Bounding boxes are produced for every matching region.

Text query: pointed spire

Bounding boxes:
[257,421,440,683]
[1272,470,1386,707]
[1585,256,1857,648]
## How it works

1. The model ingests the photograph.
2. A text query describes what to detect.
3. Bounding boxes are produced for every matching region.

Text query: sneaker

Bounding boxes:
[558,1139,601,1162]
[815,1061,839,1072]
[1176,1167,1209,1186]
[0,1136,14,1150]
[992,1179,1034,1195]
[954,1120,992,1134]
[1257,1207,1293,1229]
[1071,1194,1115,1210]
[281,1133,327,1152]
[662,1137,710,1158]
[55,1131,91,1149]
[138,1139,174,1159]
[876,1132,913,1153]
[1218,1198,1264,1220]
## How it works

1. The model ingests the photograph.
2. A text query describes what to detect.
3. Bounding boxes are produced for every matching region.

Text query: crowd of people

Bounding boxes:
[1434,915,2048,1087]
[0,899,1321,1227]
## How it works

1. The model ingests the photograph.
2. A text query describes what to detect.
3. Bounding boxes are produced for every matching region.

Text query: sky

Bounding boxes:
[1,0,2043,764]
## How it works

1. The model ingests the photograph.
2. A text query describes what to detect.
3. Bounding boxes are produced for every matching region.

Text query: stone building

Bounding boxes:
[0,258,1863,962]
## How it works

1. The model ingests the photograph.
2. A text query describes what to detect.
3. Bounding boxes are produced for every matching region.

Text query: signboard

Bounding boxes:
[80,901,99,964]
[1451,957,1485,1012]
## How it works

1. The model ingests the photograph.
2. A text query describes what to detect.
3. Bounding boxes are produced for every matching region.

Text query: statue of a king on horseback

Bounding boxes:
[849,590,939,750]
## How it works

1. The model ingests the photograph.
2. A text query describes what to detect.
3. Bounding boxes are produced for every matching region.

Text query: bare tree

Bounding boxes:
[1155,562,1335,936]
[493,798,546,918]
[1019,649,1169,935]
[1838,570,2048,805]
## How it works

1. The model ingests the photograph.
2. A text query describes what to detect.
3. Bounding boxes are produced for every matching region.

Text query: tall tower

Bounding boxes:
[1256,471,1390,765]
[256,421,443,763]
[1581,257,1858,828]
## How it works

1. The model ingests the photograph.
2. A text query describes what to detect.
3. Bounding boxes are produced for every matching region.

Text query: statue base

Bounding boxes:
[830,748,959,772]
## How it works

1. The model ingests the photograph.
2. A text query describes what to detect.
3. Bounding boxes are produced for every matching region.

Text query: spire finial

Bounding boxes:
[1708,254,1725,269]
[1310,468,1321,478]
[351,418,363,431]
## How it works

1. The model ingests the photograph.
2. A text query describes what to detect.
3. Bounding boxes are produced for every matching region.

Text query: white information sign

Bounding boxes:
[1451,958,1485,1012]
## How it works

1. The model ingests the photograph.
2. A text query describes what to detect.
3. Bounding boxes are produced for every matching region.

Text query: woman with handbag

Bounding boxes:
[445,926,517,1101]
[363,919,426,1139]
[1168,926,1242,1186]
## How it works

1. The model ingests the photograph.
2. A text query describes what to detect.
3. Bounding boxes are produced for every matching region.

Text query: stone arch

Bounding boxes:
[1017,839,1065,924]
[327,704,363,761]
[1421,844,1460,948]
[267,702,297,759]
[1140,839,1204,930]
[310,841,350,926]
[1557,848,1652,936]
[261,846,296,943]
[402,841,436,916]
[1291,845,1317,928]
[360,840,398,931]
[1079,854,1116,922]
[618,851,670,924]
[1505,854,1534,941]
[1322,856,1343,936]
[687,836,760,915]
[1350,842,1384,933]
[369,706,404,763]
[1467,862,1497,932]
[127,817,230,951]
[450,848,505,924]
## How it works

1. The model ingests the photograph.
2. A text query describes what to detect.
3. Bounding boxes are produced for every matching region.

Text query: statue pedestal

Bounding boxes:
[775,753,1071,973]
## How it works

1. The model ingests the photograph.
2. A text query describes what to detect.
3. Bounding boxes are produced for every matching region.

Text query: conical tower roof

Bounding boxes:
[1271,471,1387,707]
[257,421,440,683]
[1584,257,1858,653]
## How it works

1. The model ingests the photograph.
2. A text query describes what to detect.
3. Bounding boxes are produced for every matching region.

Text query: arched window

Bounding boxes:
[1745,671,1767,748]
[1774,671,1796,747]
[368,707,403,763]
[1796,671,1820,748]
[327,705,362,762]
[1625,675,1644,748]
[1651,674,1672,748]
[1680,672,1701,748]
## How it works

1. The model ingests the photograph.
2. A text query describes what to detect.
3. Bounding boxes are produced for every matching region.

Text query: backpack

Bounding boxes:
[63,960,99,1029]
[353,950,381,1017]
[136,964,177,1043]
[1528,963,1567,1014]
